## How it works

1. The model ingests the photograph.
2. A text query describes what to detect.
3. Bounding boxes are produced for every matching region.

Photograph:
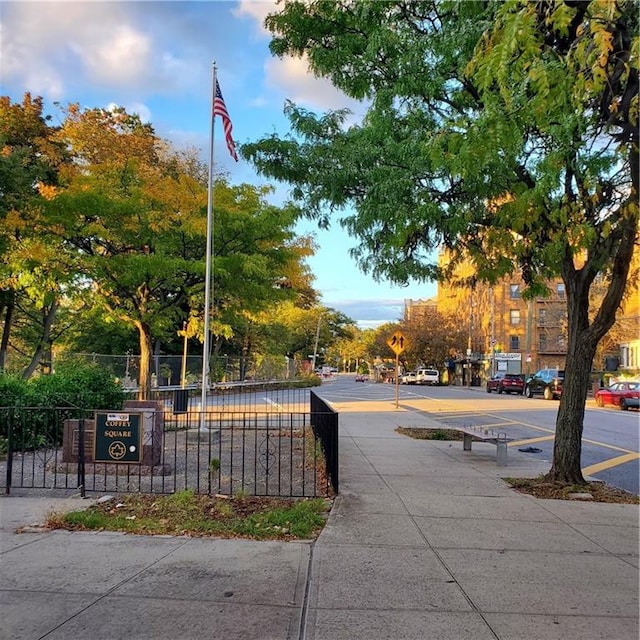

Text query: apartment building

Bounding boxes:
[434,275,566,380]
[430,253,639,382]
[403,297,437,322]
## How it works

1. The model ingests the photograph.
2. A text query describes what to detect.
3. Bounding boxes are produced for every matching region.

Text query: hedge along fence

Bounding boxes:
[0,361,125,450]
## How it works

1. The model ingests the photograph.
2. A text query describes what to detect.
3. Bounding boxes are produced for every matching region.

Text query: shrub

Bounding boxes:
[0,374,30,408]
[0,360,124,450]
[29,359,125,409]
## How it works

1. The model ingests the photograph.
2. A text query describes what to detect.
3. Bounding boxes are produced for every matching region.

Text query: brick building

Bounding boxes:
[426,252,639,384]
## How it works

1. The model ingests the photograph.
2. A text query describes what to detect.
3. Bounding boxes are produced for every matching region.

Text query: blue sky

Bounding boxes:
[1,0,437,328]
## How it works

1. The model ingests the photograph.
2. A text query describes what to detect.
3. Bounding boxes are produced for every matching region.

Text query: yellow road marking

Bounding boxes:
[508,435,556,447]
[582,453,640,476]
[473,421,520,428]
[581,437,635,454]
[419,408,638,457]
[329,401,408,413]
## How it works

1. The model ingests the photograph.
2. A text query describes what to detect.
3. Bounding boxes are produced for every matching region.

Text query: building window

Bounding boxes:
[510,309,520,325]
[510,284,520,299]
[539,308,547,325]
[556,283,565,299]
[539,334,547,351]
[510,335,520,350]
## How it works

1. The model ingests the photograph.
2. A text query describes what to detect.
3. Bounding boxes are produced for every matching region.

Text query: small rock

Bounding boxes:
[568,492,594,500]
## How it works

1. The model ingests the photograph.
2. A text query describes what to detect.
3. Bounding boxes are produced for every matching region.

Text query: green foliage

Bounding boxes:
[29,359,124,409]
[0,361,123,449]
[238,498,328,539]
[245,0,636,290]
[0,373,29,408]
[291,374,322,388]
[244,0,639,482]
[51,494,330,539]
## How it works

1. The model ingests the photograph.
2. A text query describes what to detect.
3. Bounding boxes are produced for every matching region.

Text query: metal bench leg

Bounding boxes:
[463,434,472,451]
[496,441,508,467]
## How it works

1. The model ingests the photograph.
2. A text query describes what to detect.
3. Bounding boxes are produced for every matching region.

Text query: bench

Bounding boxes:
[453,426,511,467]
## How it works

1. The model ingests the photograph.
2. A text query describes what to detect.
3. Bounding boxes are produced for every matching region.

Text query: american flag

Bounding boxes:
[214,79,238,162]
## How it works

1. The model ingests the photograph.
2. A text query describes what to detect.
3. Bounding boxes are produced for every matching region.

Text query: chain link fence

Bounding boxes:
[71,353,293,389]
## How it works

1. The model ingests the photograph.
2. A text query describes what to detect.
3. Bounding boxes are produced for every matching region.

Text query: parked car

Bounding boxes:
[401,371,418,385]
[486,372,525,395]
[416,368,440,385]
[594,381,640,410]
[524,368,565,400]
[355,373,369,382]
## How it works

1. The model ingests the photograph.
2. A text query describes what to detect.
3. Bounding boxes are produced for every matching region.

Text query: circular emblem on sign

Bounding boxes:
[108,441,127,460]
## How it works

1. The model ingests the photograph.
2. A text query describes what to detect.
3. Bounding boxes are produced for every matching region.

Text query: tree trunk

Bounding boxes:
[547,333,596,484]
[547,211,637,484]
[135,321,153,400]
[22,300,58,380]
[0,290,15,371]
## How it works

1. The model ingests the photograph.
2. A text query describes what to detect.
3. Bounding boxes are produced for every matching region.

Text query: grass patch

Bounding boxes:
[396,426,465,440]
[47,490,332,539]
[504,476,639,504]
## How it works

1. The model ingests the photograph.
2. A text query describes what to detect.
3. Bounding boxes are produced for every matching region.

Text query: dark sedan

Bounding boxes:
[524,368,565,400]
[594,381,640,410]
[486,372,525,395]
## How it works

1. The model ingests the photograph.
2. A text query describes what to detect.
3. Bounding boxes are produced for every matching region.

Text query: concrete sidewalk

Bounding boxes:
[1,406,638,640]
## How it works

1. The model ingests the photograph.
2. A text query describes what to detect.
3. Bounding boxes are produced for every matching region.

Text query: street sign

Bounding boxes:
[387,331,407,355]
[94,412,143,464]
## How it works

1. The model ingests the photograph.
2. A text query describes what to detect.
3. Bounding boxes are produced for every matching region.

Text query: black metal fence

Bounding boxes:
[0,388,339,498]
[310,391,339,494]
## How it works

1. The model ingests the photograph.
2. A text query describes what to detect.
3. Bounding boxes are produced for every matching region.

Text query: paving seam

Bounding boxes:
[346,432,502,640]
[33,534,193,639]
[294,539,315,640]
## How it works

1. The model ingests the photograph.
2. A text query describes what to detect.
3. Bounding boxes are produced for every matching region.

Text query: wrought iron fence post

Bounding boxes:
[77,416,86,498]
[309,390,339,494]
[5,409,14,494]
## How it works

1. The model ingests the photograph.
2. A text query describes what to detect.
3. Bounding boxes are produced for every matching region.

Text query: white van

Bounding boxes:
[416,369,439,386]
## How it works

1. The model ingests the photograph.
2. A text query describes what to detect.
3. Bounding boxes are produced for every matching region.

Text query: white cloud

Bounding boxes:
[107,101,152,124]
[265,55,361,113]
[234,0,363,117]
[325,298,405,326]
[1,2,201,100]
[234,0,278,36]
[78,25,151,85]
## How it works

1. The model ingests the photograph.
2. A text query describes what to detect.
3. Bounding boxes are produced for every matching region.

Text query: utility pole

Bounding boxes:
[311,313,322,372]
[467,289,473,388]
[490,287,496,376]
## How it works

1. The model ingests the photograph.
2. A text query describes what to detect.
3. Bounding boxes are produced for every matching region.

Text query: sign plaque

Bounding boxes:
[94,412,143,464]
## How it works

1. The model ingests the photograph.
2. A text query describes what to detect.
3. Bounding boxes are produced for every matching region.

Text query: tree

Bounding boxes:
[402,307,467,372]
[243,0,638,484]
[327,325,368,372]
[0,94,69,374]
[257,302,354,371]
[42,105,207,398]
[208,181,317,377]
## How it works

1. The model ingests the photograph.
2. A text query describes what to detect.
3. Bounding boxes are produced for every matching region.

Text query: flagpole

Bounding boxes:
[200,62,217,428]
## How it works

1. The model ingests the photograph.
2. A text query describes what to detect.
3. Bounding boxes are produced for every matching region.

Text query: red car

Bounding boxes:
[594,381,640,410]
[486,372,525,395]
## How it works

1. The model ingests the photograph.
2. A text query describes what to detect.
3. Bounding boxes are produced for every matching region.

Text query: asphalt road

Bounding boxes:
[317,375,640,495]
